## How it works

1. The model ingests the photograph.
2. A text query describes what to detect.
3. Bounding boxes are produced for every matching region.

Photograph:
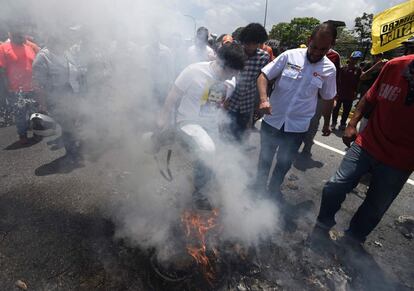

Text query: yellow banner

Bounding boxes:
[371,0,414,54]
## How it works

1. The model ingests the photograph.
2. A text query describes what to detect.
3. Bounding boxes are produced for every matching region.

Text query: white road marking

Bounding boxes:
[314,140,414,186]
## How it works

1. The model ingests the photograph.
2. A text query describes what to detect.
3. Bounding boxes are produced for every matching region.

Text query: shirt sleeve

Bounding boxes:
[320,71,337,100]
[260,53,270,68]
[32,53,49,90]
[261,52,288,80]
[174,65,194,92]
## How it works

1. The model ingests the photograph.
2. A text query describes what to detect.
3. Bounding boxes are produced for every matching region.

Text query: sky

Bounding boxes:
[171,0,408,36]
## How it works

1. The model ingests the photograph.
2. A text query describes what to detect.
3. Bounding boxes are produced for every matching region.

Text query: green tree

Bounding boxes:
[269,17,320,47]
[354,12,373,44]
[335,27,359,60]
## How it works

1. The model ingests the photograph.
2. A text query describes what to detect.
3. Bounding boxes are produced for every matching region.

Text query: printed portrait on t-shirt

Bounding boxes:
[199,81,227,117]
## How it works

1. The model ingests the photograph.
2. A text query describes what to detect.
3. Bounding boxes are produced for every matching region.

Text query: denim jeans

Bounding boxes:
[256,121,305,196]
[317,143,412,242]
[226,110,252,142]
[11,92,36,137]
[332,99,353,126]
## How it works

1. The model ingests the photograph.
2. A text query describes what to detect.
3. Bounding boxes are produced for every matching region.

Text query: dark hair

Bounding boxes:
[311,23,337,43]
[239,23,268,44]
[217,43,246,71]
[197,26,208,36]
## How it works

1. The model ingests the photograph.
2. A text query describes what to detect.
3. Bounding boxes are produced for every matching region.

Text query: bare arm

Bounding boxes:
[342,96,375,147]
[321,98,334,135]
[360,60,386,81]
[157,85,183,130]
[257,73,271,114]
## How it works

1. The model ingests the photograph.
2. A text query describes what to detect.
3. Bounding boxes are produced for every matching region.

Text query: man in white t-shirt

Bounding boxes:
[255,24,337,200]
[158,43,246,210]
[187,27,216,65]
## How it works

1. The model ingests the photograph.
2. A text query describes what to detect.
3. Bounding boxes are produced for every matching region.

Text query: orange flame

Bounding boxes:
[181,209,219,284]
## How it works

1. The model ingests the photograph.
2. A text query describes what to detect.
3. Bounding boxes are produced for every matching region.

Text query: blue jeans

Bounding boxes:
[256,121,305,195]
[317,143,412,242]
[226,110,252,142]
[11,92,36,137]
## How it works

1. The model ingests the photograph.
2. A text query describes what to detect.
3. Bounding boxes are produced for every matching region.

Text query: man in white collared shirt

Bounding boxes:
[255,23,337,199]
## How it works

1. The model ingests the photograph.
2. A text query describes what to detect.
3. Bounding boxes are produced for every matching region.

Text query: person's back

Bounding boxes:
[356,54,414,170]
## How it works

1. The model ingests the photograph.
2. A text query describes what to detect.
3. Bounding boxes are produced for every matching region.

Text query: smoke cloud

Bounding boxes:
[1,0,280,263]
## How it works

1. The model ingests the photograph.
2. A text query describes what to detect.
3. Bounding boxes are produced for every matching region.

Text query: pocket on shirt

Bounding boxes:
[305,77,323,97]
[278,75,295,90]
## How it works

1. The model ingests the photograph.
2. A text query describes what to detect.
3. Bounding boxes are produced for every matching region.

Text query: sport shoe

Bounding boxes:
[330,123,337,131]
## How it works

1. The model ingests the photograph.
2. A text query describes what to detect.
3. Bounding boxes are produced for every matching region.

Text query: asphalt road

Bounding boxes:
[0,124,413,290]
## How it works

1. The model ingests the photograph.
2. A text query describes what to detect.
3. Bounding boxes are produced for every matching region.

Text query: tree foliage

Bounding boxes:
[335,27,359,58]
[269,17,320,48]
[354,12,373,43]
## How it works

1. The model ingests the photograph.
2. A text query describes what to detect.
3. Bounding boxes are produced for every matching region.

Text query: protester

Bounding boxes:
[225,23,270,142]
[157,43,245,210]
[261,43,274,61]
[187,27,215,65]
[266,39,280,58]
[300,28,340,157]
[32,32,86,164]
[0,22,38,144]
[402,35,414,56]
[316,51,414,247]
[141,32,174,106]
[331,50,362,131]
[255,23,337,199]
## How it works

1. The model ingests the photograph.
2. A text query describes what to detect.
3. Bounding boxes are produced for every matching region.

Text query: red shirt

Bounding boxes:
[337,65,361,101]
[326,49,340,87]
[0,41,36,92]
[355,54,414,171]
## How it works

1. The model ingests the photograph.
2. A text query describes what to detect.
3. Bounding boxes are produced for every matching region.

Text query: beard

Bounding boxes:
[306,50,324,64]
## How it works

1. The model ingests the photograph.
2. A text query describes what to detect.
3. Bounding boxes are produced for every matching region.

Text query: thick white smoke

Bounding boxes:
[1,0,280,263]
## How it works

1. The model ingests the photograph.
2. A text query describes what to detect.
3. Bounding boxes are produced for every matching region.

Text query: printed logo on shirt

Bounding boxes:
[283,63,302,79]
[378,83,402,101]
[199,82,227,117]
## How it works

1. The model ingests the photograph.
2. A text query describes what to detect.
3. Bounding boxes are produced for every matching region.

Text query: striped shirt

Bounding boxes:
[227,49,270,113]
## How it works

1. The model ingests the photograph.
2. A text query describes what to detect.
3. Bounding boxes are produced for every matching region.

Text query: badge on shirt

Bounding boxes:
[283,63,302,79]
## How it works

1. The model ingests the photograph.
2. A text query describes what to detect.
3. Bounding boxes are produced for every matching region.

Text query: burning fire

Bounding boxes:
[181,208,220,284]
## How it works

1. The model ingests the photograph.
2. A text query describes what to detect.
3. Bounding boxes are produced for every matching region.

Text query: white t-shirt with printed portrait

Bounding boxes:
[174,61,234,131]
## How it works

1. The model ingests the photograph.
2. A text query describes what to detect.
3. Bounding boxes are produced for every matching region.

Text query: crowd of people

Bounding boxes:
[1,18,413,252]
